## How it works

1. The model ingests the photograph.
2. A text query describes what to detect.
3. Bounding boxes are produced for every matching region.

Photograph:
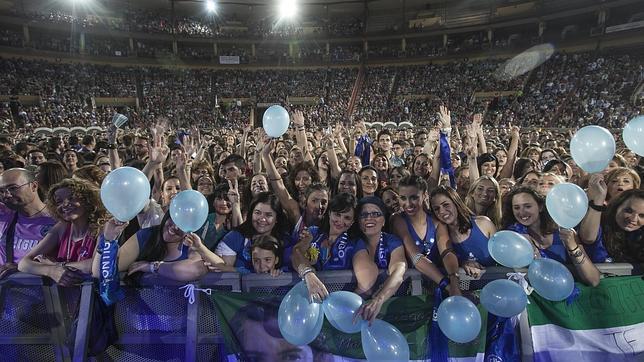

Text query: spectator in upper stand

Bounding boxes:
[62,149,80,174]
[79,135,96,157]
[0,168,56,278]
[27,149,46,166]
[132,136,149,161]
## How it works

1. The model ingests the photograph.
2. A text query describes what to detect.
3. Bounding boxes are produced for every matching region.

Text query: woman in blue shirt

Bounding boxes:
[291,193,357,302]
[390,176,460,296]
[502,186,600,286]
[430,186,497,279]
[352,197,407,323]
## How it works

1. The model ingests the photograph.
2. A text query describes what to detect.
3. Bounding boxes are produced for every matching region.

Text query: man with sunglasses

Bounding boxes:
[0,168,55,279]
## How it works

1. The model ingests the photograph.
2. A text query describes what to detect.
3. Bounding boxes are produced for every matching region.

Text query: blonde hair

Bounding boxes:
[604,167,641,201]
[465,176,502,228]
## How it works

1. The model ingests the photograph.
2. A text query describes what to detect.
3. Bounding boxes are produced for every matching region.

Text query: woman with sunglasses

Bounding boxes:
[352,197,407,323]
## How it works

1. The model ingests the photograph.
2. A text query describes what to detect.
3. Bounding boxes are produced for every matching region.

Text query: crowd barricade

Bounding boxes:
[0,263,634,361]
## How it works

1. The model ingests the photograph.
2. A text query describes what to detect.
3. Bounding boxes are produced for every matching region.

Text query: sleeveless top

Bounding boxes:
[56,223,97,262]
[307,226,355,270]
[506,223,567,263]
[452,218,495,266]
[354,232,403,269]
[401,212,439,263]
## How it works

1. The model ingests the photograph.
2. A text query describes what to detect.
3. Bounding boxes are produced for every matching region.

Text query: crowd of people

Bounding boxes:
[1,9,364,39]
[1,50,641,132]
[0,100,642,318]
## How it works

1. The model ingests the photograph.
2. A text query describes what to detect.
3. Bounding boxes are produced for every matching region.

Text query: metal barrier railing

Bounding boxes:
[0,263,634,361]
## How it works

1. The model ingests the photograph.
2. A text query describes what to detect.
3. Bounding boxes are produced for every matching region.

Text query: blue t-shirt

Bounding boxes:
[136,227,190,262]
[354,232,403,269]
[453,218,495,266]
[217,230,292,273]
[506,223,568,263]
[401,213,440,263]
[195,213,230,251]
[216,230,252,269]
[307,226,355,270]
[581,226,612,263]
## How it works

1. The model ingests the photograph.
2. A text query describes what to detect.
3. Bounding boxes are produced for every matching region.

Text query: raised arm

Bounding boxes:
[261,135,301,224]
[324,136,342,180]
[175,151,193,191]
[466,128,480,184]
[560,229,600,287]
[239,116,252,158]
[107,125,122,169]
[578,174,607,244]
[473,113,487,155]
[498,125,520,179]
[292,110,314,164]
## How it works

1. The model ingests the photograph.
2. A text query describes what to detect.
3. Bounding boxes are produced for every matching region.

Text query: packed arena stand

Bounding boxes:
[0,0,643,360]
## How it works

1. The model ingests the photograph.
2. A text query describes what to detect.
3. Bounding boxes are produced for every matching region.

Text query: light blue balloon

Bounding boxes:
[480,279,528,318]
[361,319,409,361]
[437,296,482,343]
[322,291,363,334]
[169,190,209,233]
[278,281,324,346]
[623,115,644,156]
[528,258,574,301]
[263,105,290,138]
[570,125,616,173]
[100,166,151,222]
[546,183,588,229]
[488,230,534,268]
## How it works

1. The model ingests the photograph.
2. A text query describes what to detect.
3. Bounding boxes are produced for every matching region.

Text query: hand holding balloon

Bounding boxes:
[586,173,607,206]
[103,218,130,240]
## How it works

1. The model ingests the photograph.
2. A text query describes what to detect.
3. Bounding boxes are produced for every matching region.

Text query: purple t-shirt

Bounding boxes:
[0,204,56,265]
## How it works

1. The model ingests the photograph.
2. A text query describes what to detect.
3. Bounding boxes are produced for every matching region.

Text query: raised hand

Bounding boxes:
[438,105,452,129]
[103,218,130,240]
[227,179,240,206]
[472,113,483,129]
[587,173,608,204]
[292,110,305,127]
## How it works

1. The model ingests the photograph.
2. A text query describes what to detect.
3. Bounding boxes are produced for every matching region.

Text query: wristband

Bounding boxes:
[588,200,606,212]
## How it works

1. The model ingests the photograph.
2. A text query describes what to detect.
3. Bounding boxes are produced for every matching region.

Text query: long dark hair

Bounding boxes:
[501,186,558,234]
[137,212,173,262]
[602,189,644,263]
[236,192,291,243]
[336,170,363,199]
[287,162,320,201]
[429,186,474,234]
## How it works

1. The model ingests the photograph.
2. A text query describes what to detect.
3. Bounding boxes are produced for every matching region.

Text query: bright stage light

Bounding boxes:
[206,0,216,13]
[278,0,297,19]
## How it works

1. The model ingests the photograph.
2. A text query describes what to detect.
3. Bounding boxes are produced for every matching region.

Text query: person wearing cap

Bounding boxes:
[351,196,406,323]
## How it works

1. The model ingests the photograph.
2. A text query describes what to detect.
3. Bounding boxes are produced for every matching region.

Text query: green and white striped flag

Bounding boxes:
[527,276,644,361]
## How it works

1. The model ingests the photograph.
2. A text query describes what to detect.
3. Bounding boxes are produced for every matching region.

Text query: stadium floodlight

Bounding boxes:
[206,0,216,13]
[278,0,297,19]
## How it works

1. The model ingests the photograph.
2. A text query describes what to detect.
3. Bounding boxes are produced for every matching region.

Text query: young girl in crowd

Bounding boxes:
[211,192,291,273]
[19,179,106,286]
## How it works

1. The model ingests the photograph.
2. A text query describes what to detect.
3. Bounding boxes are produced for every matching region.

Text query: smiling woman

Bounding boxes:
[18,178,107,286]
